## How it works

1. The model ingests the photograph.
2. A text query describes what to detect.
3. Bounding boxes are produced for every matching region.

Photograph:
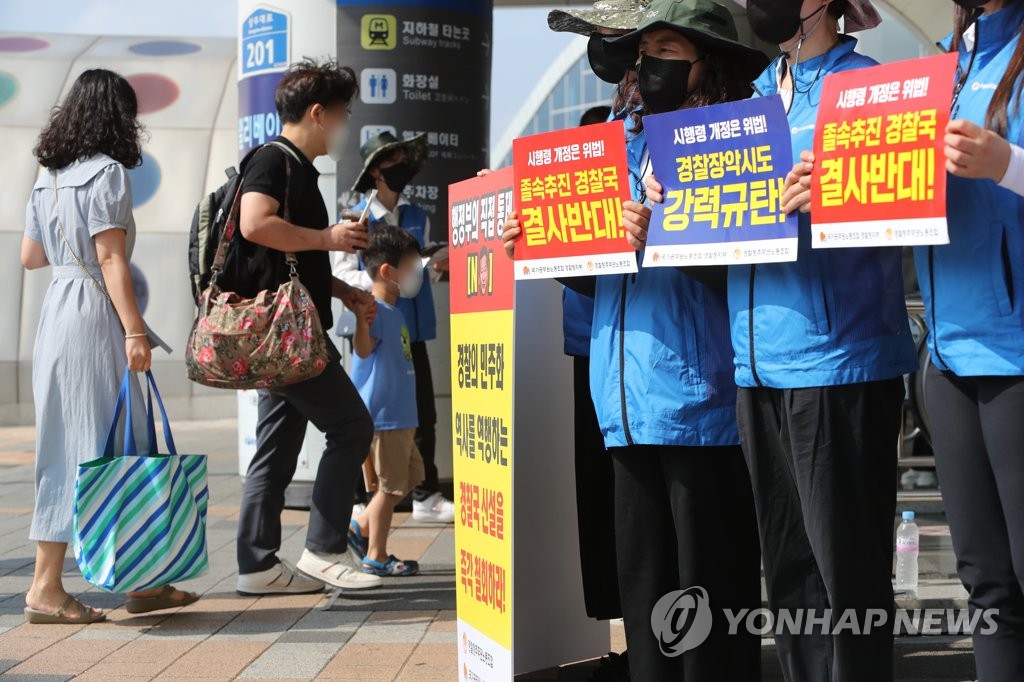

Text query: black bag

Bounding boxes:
[187,144,291,303]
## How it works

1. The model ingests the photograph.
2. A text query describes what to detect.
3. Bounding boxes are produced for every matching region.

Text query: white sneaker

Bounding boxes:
[352,503,366,517]
[412,492,455,523]
[236,558,325,596]
[296,549,383,590]
[915,470,938,488]
[900,468,919,491]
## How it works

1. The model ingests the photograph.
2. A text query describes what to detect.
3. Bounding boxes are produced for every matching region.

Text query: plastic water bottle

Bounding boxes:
[895,511,920,595]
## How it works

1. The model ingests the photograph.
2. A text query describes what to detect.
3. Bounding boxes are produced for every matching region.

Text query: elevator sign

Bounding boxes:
[241,7,290,78]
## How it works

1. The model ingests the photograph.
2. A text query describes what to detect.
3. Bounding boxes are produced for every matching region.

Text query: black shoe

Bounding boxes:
[589,651,629,681]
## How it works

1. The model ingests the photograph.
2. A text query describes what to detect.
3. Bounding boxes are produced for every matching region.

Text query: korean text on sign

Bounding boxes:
[448,168,515,657]
[643,95,799,266]
[811,52,958,248]
[448,168,515,316]
[512,120,636,279]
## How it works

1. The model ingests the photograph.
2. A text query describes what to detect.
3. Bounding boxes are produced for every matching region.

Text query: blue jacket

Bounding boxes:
[563,289,594,357]
[562,106,635,358]
[589,129,739,449]
[915,4,1024,376]
[352,198,437,343]
[728,37,917,388]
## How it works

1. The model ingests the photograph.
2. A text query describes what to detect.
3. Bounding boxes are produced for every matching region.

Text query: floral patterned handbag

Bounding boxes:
[185,142,329,390]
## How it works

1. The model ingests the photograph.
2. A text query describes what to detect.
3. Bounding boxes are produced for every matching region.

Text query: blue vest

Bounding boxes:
[588,128,739,449]
[353,199,437,343]
[728,37,918,388]
[914,4,1024,376]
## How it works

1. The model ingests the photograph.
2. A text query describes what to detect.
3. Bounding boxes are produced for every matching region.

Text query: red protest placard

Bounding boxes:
[448,167,515,316]
[512,121,637,279]
[811,52,958,248]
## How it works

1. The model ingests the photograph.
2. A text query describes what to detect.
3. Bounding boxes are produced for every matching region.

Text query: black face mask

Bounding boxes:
[588,34,629,84]
[747,0,825,46]
[637,54,696,115]
[380,163,417,193]
[952,0,987,8]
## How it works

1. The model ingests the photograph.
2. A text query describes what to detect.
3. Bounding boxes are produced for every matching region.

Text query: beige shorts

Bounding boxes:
[363,428,425,496]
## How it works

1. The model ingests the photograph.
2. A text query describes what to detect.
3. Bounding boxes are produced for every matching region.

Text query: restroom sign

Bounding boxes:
[241,7,290,78]
[360,68,397,104]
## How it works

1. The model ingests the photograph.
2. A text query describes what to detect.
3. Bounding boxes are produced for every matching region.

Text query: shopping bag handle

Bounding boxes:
[102,367,178,457]
[141,370,177,455]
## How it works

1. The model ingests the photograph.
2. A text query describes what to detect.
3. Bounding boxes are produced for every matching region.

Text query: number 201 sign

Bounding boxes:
[241,7,290,78]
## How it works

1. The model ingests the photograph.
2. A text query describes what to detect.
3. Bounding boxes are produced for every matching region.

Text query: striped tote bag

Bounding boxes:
[73,368,209,593]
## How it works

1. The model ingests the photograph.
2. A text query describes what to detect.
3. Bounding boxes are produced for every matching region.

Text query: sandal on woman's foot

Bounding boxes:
[126,585,199,614]
[362,555,420,577]
[24,595,106,624]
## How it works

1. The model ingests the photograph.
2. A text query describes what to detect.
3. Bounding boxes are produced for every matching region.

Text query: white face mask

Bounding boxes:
[398,266,423,299]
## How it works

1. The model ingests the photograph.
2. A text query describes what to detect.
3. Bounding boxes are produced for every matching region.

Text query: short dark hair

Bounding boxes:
[579,105,612,127]
[275,58,358,124]
[35,68,145,170]
[362,226,421,280]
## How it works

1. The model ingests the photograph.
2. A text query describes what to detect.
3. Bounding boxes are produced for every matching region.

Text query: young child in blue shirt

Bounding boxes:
[348,226,426,577]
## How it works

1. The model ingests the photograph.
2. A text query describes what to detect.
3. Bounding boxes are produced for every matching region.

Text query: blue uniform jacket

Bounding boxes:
[728,36,918,388]
[915,3,1024,376]
[562,289,594,357]
[589,128,739,449]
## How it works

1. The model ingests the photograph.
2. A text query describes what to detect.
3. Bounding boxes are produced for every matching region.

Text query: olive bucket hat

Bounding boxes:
[548,0,654,36]
[351,131,428,194]
[605,0,769,75]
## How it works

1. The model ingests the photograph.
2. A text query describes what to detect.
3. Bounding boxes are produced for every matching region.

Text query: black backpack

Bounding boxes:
[187,142,299,303]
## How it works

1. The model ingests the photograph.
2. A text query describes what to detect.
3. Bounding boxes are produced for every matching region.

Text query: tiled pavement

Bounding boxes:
[0,419,559,681]
[0,419,980,681]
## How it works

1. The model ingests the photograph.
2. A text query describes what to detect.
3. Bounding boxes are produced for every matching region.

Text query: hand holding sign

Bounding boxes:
[644,175,665,204]
[782,151,816,215]
[622,201,652,250]
[945,119,1013,181]
[501,212,521,261]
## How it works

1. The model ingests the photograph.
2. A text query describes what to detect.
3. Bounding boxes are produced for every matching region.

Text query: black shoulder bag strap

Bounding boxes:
[209,141,302,287]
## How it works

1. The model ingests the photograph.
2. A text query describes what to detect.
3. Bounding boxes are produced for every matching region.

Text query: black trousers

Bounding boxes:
[926,365,1024,682]
[237,357,374,574]
[572,356,621,620]
[611,444,762,681]
[737,379,903,682]
[410,340,439,501]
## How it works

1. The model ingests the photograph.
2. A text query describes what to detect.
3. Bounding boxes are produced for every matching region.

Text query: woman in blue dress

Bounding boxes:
[21,69,195,623]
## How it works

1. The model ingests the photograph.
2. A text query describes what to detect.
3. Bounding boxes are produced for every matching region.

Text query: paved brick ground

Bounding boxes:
[0,419,980,681]
[0,419,494,681]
